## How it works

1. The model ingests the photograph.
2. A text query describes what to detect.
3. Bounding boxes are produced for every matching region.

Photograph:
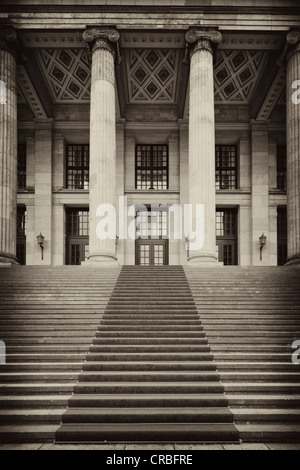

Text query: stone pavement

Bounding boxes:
[1,443,300,451]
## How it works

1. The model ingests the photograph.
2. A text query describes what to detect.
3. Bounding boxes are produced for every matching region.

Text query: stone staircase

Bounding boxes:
[56,266,239,443]
[0,266,120,443]
[0,265,300,444]
[185,267,300,443]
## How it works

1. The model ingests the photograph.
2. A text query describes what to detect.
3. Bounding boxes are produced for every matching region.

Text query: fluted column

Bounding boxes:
[83,28,120,265]
[286,32,300,266]
[185,30,222,265]
[0,29,18,265]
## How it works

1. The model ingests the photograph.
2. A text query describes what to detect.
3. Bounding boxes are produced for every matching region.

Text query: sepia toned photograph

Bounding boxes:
[0,0,300,455]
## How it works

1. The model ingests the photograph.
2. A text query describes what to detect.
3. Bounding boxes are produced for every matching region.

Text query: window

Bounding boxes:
[216,209,238,266]
[16,206,26,265]
[136,145,168,190]
[17,143,27,190]
[66,145,89,190]
[277,145,287,192]
[67,209,89,237]
[136,208,169,240]
[278,206,287,266]
[216,145,237,190]
[66,208,89,266]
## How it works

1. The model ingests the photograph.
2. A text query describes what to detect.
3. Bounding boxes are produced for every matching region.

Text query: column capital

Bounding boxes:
[0,26,17,57]
[82,28,121,64]
[185,29,222,57]
[286,31,300,59]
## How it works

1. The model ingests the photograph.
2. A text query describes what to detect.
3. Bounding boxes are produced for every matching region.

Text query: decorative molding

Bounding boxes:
[120,32,185,49]
[35,48,91,103]
[125,48,181,104]
[214,50,269,104]
[220,34,283,51]
[257,67,286,121]
[21,31,85,49]
[17,65,47,119]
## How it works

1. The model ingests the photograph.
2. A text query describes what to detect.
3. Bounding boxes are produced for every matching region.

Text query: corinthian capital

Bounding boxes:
[185,29,222,57]
[82,28,121,63]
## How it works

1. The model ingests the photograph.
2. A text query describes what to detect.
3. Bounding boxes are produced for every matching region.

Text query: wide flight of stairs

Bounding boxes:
[56,266,239,443]
[0,266,120,443]
[0,265,300,444]
[186,267,300,443]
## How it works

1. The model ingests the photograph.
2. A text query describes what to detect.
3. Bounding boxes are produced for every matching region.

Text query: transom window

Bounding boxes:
[216,209,237,238]
[277,145,287,192]
[17,143,27,190]
[136,209,169,240]
[136,145,168,190]
[66,145,89,190]
[216,145,237,190]
[67,209,89,237]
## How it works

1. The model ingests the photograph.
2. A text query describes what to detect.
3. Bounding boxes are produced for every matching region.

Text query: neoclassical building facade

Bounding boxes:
[0,0,300,268]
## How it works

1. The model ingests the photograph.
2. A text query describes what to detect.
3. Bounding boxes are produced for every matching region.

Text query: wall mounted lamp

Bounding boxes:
[37,233,45,260]
[259,233,267,261]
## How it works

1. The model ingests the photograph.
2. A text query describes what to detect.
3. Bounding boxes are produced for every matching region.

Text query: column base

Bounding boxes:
[82,254,119,267]
[188,253,223,267]
[0,253,18,267]
[285,256,300,267]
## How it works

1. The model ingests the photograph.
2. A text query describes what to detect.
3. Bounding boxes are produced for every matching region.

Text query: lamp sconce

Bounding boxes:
[185,235,190,260]
[259,233,267,261]
[115,235,119,254]
[37,233,45,260]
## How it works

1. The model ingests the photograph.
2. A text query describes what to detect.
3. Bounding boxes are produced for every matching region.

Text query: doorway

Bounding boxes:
[135,207,169,266]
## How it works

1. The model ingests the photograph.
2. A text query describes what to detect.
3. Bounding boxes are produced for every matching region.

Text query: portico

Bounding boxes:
[0,1,299,267]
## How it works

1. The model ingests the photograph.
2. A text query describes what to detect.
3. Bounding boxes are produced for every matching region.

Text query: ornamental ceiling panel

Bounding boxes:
[125,48,181,104]
[35,48,91,103]
[214,50,269,104]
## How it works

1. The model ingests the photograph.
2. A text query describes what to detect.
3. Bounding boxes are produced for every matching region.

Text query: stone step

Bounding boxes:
[62,407,234,424]
[0,425,59,443]
[232,408,300,423]
[0,409,64,424]
[237,424,300,443]
[227,395,300,407]
[56,423,239,443]
[68,394,229,408]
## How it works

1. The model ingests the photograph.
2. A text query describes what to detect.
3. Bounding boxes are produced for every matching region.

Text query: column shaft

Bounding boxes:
[286,34,300,265]
[84,32,119,265]
[0,39,17,265]
[186,32,222,265]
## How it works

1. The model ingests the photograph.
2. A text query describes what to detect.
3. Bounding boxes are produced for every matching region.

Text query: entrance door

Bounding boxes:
[66,208,89,265]
[136,240,169,266]
[135,208,169,266]
[216,209,238,266]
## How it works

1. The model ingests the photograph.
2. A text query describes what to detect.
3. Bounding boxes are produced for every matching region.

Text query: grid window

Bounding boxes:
[136,210,169,239]
[17,207,26,237]
[216,210,237,238]
[278,206,287,266]
[18,143,27,190]
[67,209,89,237]
[277,145,287,192]
[154,245,164,266]
[216,145,237,190]
[67,145,89,190]
[136,145,168,190]
[223,245,233,266]
[71,245,81,266]
[140,245,150,266]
